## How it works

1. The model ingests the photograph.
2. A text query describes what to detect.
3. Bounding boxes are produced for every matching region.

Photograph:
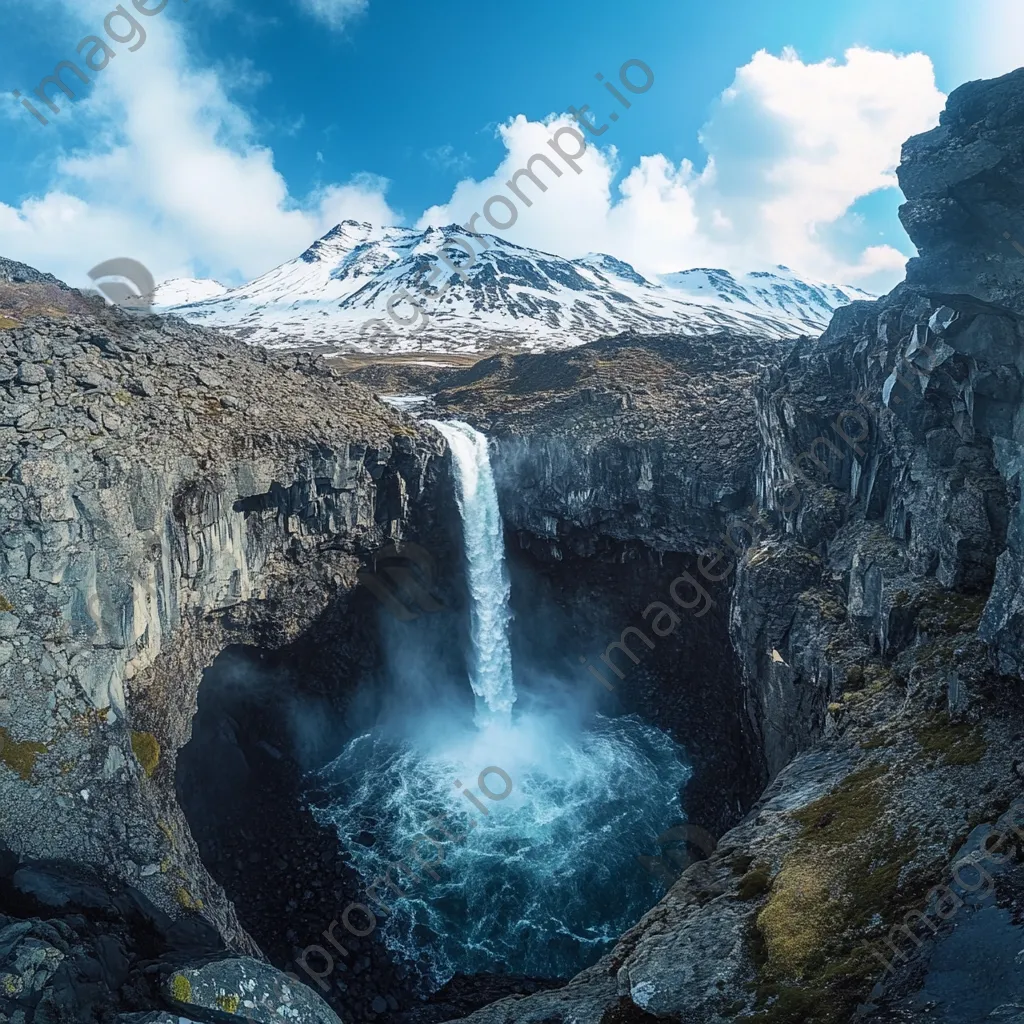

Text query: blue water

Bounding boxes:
[311,421,692,983]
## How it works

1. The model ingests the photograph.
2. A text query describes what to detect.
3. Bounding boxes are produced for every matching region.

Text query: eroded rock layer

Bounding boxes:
[0,295,445,1021]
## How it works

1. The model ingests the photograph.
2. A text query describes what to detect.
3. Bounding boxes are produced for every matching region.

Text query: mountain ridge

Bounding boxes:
[159,221,874,353]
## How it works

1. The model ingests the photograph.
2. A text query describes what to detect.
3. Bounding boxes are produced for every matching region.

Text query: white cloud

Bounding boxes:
[295,0,368,31]
[424,144,473,173]
[0,0,395,288]
[420,47,946,292]
[1,27,945,297]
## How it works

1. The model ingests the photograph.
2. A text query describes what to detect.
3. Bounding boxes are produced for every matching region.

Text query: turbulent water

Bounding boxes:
[311,420,692,983]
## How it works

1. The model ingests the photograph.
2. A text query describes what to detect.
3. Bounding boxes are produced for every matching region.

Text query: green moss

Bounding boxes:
[791,763,888,842]
[215,993,241,1014]
[914,713,986,766]
[0,317,17,330]
[799,588,847,623]
[170,973,192,1003]
[841,665,892,706]
[738,866,774,901]
[916,589,986,636]
[749,763,917,1022]
[0,727,47,780]
[130,730,161,777]
[0,594,13,613]
[176,887,204,911]
[859,732,891,750]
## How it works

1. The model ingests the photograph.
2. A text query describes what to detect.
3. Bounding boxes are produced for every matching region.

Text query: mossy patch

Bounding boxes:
[0,727,47,780]
[799,588,847,623]
[0,594,13,613]
[176,886,204,911]
[215,993,241,1014]
[738,865,774,901]
[859,731,891,751]
[0,317,18,330]
[916,589,986,636]
[170,973,192,1002]
[841,664,892,706]
[749,763,916,1022]
[130,730,161,777]
[914,712,986,766]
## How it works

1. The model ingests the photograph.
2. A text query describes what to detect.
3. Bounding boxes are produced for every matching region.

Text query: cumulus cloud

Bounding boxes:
[1,28,946,295]
[295,0,368,31]
[420,47,946,292]
[0,0,395,288]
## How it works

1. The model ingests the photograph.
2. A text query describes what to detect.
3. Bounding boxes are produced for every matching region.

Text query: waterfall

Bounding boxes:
[427,419,517,724]
[311,419,693,987]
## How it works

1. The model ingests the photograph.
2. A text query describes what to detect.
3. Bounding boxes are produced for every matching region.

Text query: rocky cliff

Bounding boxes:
[426,68,1024,1023]
[0,290,445,1022]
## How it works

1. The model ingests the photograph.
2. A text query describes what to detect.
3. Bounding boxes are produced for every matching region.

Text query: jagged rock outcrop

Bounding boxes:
[0,297,444,1020]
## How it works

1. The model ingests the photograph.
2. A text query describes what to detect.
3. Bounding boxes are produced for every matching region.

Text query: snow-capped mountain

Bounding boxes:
[160,221,872,354]
[146,278,228,307]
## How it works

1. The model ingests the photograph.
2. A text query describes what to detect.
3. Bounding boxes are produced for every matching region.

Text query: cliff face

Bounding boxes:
[0,297,445,1020]
[434,69,1024,1024]
[435,335,771,555]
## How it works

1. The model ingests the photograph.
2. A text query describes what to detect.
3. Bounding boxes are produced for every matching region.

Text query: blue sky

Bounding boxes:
[0,0,1021,292]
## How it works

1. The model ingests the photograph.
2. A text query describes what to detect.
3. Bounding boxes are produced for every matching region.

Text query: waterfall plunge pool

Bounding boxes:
[309,421,693,985]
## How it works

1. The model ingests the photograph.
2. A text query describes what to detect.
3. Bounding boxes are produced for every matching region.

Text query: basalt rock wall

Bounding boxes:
[0,302,446,961]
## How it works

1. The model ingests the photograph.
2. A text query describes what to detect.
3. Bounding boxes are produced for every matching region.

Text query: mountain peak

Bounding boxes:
[160,227,872,354]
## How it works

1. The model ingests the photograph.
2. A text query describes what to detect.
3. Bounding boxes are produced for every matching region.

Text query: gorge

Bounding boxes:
[0,66,1024,1024]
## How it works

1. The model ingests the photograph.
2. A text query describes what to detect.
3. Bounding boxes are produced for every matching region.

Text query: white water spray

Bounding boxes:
[427,419,517,725]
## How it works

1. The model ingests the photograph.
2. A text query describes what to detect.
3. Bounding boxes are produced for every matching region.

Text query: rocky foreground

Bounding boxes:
[1,67,1024,1024]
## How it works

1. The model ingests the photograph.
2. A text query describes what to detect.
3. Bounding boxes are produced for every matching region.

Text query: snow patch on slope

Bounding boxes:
[149,278,229,307]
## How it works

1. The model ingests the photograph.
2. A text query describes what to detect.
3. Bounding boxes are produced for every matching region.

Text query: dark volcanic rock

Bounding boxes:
[899,67,1024,317]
